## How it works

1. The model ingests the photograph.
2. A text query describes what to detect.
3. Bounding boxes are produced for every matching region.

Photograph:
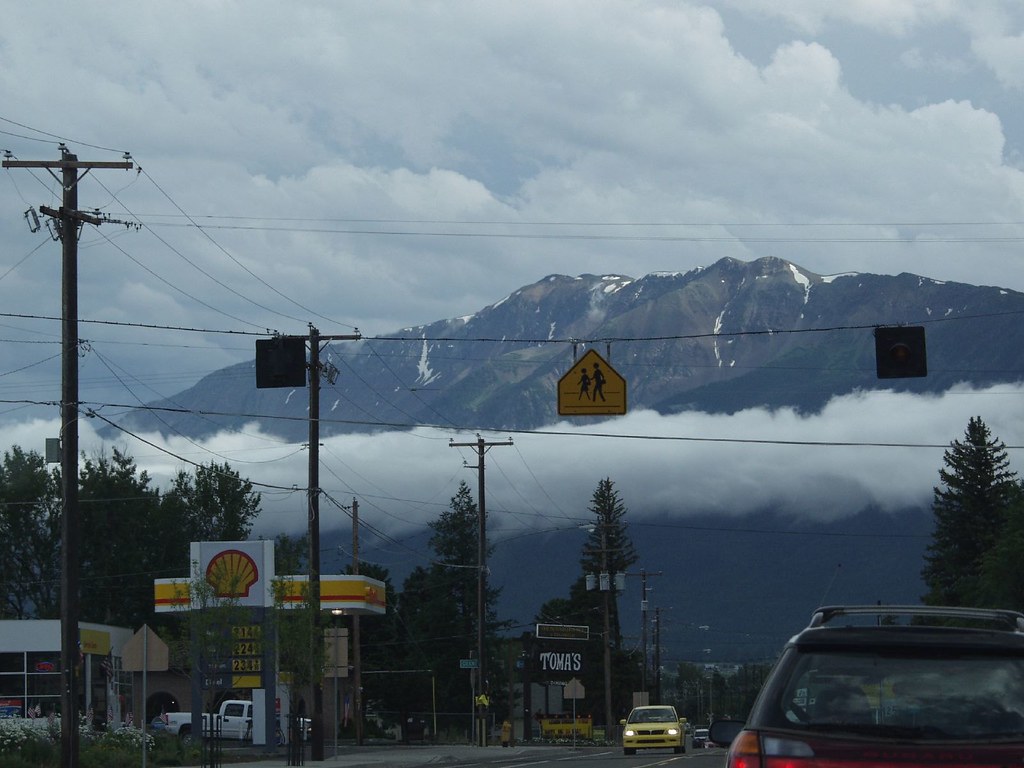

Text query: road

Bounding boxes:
[226,742,729,768]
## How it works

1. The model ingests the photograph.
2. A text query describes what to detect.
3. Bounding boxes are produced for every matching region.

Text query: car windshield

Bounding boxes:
[768,649,1024,742]
[628,707,677,723]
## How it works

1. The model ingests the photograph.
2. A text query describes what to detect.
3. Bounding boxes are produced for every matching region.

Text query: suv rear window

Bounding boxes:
[768,648,1024,741]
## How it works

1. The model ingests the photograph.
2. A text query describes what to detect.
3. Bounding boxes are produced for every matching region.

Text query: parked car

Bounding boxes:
[620,704,685,755]
[710,605,1024,767]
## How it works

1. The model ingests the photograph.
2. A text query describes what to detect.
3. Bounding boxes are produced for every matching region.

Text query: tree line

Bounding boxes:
[1,414,1018,731]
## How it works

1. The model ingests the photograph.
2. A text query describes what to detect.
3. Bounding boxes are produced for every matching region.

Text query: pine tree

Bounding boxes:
[578,477,639,725]
[580,477,638,647]
[397,481,503,714]
[921,416,1018,607]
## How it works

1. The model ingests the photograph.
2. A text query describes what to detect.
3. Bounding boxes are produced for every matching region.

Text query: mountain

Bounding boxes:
[111,255,1002,660]
[319,505,933,665]
[112,256,1024,441]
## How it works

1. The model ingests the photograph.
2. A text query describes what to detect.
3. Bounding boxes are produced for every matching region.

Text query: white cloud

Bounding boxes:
[2,1,1024,535]
[6,384,1011,543]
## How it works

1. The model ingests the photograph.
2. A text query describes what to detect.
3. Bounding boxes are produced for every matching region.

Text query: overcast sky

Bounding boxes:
[3,1,1024,557]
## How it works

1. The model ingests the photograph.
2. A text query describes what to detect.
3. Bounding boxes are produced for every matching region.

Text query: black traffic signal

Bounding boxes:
[874,326,927,379]
[255,337,307,388]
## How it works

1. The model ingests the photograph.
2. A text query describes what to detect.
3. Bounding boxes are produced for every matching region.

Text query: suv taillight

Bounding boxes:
[727,731,850,768]
[727,729,1024,768]
[725,730,762,768]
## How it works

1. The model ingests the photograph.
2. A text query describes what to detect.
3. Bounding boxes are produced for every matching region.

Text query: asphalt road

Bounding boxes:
[221,742,728,768]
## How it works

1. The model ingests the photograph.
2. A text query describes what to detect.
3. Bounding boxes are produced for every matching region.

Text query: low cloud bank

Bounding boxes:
[6,383,1020,539]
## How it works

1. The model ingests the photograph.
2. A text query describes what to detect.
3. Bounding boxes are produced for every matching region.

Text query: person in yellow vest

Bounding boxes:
[501,719,512,747]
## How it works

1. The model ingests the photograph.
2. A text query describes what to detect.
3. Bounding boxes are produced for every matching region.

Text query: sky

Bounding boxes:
[3,1,1024,582]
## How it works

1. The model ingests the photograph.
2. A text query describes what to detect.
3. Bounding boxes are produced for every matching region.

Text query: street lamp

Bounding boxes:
[330,608,344,757]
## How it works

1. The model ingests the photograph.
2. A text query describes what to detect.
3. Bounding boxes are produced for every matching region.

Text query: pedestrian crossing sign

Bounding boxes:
[557,349,627,416]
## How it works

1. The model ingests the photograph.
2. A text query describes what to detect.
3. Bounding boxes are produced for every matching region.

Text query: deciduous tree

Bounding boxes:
[0,446,60,618]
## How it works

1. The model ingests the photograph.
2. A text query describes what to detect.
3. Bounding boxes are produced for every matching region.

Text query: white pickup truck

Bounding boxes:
[164,700,253,741]
[163,699,310,743]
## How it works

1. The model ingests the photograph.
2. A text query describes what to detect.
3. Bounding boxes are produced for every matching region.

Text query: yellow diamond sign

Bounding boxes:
[558,349,627,416]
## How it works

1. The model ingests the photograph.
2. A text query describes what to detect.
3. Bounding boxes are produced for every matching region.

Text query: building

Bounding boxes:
[0,620,133,726]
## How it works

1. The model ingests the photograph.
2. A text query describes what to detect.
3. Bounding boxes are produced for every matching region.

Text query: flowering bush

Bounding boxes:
[0,717,59,766]
[94,726,153,753]
[0,718,57,750]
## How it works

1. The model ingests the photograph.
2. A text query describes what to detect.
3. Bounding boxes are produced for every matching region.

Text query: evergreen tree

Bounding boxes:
[977,493,1024,610]
[580,477,638,648]
[396,481,503,717]
[535,478,639,726]
[922,416,1018,607]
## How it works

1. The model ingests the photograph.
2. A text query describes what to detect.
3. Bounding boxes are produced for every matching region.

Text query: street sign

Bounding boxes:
[557,349,626,416]
[460,658,479,669]
[563,678,586,699]
[536,623,590,641]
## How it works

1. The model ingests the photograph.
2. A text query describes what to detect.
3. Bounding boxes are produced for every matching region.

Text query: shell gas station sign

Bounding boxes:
[153,540,386,615]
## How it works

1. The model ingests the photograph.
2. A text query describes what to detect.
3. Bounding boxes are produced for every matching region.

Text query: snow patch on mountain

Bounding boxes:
[788,263,811,304]
[416,338,440,386]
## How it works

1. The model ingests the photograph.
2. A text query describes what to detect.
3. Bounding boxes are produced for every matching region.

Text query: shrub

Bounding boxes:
[0,719,57,767]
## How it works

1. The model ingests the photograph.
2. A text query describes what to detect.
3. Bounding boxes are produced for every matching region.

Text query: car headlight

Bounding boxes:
[667,728,679,736]
[624,728,637,737]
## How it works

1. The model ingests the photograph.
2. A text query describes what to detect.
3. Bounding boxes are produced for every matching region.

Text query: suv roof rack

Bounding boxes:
[809,604,1024,631]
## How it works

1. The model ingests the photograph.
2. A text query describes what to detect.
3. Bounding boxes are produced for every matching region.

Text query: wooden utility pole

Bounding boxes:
[2,148,132,768]
[351,497,364,746]
[306,326,359,761]
[636,568,662,697]
[449,435,512,745]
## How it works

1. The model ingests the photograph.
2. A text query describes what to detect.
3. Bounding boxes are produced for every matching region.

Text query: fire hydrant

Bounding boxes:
[501,719,512,747]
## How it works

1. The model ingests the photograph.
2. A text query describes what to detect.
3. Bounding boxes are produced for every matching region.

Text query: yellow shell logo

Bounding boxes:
[206,549,259,598]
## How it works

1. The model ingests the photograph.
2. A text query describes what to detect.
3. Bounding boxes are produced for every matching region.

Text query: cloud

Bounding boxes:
[9,383,1013,546]
[3,0,1024,491]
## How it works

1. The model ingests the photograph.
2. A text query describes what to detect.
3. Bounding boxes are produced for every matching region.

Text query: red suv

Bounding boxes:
[710,605,1024,767]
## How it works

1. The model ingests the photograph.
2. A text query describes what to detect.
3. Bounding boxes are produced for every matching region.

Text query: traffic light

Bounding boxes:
[255,337,307,388]
[874,326,927,379]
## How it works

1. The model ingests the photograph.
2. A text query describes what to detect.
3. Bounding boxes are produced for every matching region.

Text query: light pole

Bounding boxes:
[330,608,343,757]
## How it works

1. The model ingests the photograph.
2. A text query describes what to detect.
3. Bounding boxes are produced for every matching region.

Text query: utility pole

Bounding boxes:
[634,568,662,698]
[3,148,132,768]
[600,526,613,734]
[449,435,512,745]
[306,325,359,761]
[653,608,662,704]
[351,497,363,746]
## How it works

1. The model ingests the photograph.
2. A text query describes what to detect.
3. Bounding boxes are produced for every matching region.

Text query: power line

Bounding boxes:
[64,397,1023,449]
[4,303,1024,345]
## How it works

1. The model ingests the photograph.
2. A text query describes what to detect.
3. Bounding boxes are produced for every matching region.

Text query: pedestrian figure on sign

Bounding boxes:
[592,363,606,401]
[577,367,591,400]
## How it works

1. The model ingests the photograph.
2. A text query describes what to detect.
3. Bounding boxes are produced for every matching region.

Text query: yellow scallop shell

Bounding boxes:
[206,549,259,598]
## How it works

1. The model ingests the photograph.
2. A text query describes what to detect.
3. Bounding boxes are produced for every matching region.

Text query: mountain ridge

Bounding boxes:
[111,256,1024,441]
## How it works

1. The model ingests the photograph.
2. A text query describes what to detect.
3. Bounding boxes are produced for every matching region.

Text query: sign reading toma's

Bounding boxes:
[538,651,584,674]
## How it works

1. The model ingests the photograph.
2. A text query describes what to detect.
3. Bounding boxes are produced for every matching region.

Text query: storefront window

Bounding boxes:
[0,653,24,673]
[0,676,24,697]
[26,674,60,698]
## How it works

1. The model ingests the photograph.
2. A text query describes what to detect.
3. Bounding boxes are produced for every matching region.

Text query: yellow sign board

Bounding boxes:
[557,350,627,416]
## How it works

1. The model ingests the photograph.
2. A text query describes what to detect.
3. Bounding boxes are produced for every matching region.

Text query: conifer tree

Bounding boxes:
[921,416,1018,607]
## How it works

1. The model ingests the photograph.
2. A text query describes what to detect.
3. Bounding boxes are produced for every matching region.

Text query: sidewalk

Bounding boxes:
[224,743,569,768]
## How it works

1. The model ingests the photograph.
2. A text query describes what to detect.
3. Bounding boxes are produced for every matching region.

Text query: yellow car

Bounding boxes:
[620,705,685,755]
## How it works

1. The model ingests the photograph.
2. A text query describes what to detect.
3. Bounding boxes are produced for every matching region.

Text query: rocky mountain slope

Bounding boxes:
[113,256,1024,441]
